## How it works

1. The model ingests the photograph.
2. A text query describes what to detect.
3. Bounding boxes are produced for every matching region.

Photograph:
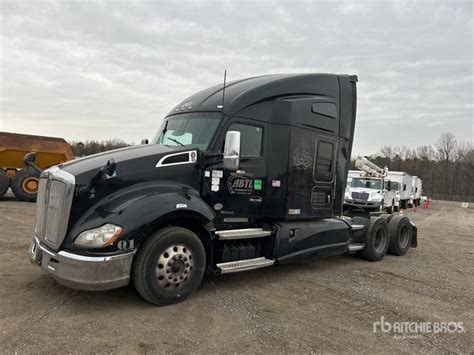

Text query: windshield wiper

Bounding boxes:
[167,138,184,146]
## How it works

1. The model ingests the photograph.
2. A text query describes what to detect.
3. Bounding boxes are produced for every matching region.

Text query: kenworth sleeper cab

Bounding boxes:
[29,74,417,305]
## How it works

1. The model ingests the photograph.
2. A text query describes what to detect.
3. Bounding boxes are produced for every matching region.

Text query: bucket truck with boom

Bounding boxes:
[344,157,396,213]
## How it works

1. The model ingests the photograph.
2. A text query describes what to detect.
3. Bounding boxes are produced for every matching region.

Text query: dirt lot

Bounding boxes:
[0,194,472,353]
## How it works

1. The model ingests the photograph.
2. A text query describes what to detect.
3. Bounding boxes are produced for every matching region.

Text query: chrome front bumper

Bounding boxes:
[29,236,136,291]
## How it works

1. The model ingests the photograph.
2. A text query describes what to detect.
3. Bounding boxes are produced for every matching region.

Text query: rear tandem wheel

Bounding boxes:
[388,216,412,256]
[361,217,390,261]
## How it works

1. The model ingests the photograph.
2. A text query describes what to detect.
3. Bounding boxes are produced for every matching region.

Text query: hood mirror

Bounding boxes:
[141,139,149,145]
[223,131,241,170]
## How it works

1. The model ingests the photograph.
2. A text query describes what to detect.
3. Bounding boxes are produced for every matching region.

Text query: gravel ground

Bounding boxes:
[0,193,472,353]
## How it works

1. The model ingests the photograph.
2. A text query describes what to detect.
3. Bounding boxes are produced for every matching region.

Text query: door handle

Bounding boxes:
[249,196,262,204]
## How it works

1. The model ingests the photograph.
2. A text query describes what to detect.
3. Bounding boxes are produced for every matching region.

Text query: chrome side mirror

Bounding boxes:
[223,131,241,170]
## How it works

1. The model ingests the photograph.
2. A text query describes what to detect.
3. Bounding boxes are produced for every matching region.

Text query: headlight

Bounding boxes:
[74,224,122,248]
[372,194,383,201]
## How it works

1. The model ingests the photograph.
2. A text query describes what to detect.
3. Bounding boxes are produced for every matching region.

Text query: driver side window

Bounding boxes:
[227,123,263,157]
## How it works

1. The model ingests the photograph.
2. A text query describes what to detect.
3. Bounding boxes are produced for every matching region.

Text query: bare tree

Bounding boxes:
[399,145,411,161]
[435,132,458,192]
[435,132,457,163]
[417,145,436,161]
[379,146,395,161]
[455,141,472,162]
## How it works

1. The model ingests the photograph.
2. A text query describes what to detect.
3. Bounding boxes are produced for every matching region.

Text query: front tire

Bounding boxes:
[11,169,40,202]
[132,227,206,306]
[378,200,385,212]
[386,200,394,214]
[0,169,9,199]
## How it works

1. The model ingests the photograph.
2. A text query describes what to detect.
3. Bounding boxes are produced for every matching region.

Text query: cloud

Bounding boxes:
[0,0,472,154]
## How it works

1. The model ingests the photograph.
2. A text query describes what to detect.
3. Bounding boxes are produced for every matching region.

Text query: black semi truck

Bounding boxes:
[29,74,417,305]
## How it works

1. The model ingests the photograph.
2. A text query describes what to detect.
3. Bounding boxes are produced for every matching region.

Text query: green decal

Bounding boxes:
[254,179,262,190]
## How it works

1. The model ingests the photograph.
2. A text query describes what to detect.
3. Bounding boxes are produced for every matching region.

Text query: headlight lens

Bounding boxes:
[74,224,122,248]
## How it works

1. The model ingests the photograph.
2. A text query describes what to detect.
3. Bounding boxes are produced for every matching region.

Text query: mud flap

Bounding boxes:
[410,221,418,248]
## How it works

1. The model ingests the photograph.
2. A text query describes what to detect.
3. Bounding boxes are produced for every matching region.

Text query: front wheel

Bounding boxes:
[0,169,9,199]
[11,169,40,202]
[386,200,394,214]
[378,200,385,212]
[132,227,206,306]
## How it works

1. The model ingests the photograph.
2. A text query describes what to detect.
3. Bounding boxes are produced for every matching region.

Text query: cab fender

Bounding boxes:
[66,181,215,251]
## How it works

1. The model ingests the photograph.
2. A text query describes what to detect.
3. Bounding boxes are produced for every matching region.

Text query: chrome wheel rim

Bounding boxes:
[155,244,193,291]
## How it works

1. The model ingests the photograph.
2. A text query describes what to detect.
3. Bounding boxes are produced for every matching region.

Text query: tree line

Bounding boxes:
[69,139,131,157]
[357,132,473,198]
[69,132,473,198]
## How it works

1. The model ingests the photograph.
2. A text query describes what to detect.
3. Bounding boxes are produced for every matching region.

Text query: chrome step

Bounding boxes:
[217,257,275,274]
[348,243,364,252]
[215,228,272,240]
[351,224,366,231]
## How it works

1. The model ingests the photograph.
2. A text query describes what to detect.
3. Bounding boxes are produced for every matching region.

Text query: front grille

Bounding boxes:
[35,178,48,237]
[351,192,369,201]
[35,167,75,250]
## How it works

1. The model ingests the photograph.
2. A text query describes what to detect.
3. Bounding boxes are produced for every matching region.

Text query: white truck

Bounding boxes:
[346,169,361,187]
[387,171,413,209]
[412,176,423,206]
[344,158,397,213]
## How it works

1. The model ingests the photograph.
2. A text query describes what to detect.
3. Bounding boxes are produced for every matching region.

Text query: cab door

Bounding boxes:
[205,119,268,225]
[287,127,338,219]
[311,134,338,217]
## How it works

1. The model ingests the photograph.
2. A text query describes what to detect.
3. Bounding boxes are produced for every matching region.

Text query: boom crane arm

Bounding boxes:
[354,157,388,177]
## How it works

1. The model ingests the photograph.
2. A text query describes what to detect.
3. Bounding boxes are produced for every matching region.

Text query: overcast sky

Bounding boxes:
[1,0,472,154]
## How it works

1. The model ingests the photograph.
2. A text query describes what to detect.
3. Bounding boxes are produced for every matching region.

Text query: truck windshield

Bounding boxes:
[351,178,382,190]
[152,113,222,150]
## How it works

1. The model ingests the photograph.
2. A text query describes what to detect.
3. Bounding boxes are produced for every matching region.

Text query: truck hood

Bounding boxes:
[59,144,186,184]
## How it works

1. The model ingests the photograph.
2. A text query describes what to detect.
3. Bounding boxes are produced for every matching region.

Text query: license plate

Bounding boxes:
[30,240,42,265]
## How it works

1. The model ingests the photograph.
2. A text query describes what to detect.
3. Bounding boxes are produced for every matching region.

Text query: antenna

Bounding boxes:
[218,69,227,109]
